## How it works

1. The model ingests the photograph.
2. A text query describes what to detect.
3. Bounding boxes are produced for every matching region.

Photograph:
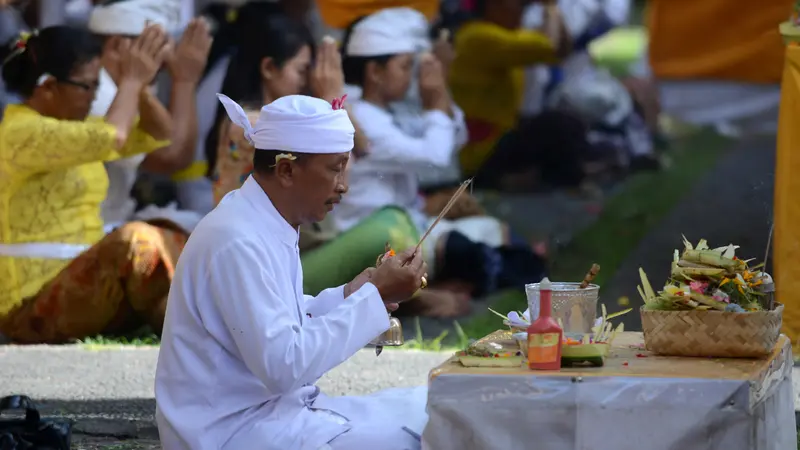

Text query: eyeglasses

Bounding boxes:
[57,79,99,92]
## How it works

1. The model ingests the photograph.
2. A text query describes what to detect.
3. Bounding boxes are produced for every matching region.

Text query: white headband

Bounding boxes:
[216,94,355,154]
[345,7,429,57]
[88,0,182,35]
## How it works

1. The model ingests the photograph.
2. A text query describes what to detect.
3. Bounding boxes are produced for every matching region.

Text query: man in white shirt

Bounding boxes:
[155,93,430,450]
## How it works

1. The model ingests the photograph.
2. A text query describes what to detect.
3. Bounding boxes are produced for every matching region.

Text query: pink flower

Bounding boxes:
[331,94,348,110]
[689,281,708,294]
[713,295,730,304]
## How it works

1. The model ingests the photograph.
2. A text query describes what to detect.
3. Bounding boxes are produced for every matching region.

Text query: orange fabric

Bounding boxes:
[0,222,187,344]
[774,44,800,353]
[316,0,438,29]
[647,0,791,84]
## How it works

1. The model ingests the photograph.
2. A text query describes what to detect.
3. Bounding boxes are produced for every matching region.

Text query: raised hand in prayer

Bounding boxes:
[166,18,213,84]
[310,36,345,103]
[370,248,428,309]
[119,24,171,87]
[431,29,454,76]
[419,53,451,113]
[100,35,128,85]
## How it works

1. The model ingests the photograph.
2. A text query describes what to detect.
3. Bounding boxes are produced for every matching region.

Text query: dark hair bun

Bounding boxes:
[1,26,101,97]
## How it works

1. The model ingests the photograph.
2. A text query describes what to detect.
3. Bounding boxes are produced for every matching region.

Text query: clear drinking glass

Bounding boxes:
[525,282,599,334]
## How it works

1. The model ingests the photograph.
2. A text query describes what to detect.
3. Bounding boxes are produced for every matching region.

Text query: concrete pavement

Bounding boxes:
[0,345,450,447]
[1,344,797,448]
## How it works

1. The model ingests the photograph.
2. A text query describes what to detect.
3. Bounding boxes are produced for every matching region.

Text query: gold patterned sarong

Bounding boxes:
[0,221,187,344]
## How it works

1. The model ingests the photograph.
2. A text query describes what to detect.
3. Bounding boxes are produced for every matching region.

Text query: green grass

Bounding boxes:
[458,130,730,341]
[399,319,471,351]
[78,334,160,349]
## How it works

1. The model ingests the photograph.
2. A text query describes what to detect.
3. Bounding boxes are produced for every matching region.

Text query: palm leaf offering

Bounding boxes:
[638,237,774,312]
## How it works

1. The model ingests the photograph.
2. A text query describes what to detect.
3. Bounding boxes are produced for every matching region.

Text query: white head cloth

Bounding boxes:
[88,0,183,36]
[216,94,355,154]
[345,7,430,57]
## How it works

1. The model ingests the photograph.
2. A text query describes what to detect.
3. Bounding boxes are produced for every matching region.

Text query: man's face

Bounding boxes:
[293,152,350,223]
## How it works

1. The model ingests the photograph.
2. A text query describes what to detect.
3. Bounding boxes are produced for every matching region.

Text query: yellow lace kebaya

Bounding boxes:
[0,104,167,316]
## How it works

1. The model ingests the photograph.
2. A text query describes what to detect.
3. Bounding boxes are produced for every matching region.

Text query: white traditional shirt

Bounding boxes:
[155,176,424,449]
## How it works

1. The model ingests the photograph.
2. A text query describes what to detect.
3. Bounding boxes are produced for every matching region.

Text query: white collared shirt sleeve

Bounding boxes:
[207,241,390,393]
[303,285,347,318]
[354,102,458,170]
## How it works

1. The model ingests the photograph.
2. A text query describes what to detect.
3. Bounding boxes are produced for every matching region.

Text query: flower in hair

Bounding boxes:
[331,94,348,111]
[269,153,297,168]
[3,30,36,65]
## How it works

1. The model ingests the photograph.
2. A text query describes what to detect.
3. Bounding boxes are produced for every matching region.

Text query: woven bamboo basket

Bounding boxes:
[640,303,783,358]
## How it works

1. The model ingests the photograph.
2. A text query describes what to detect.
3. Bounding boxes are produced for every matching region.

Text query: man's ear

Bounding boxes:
[365,60,384,85]
[274,159,296,187]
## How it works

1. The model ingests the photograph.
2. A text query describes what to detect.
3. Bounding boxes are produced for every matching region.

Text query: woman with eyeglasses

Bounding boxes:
[0,24,187,344]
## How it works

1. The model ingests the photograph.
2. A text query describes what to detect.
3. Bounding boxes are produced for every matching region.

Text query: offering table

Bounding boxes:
[422,331,796,450]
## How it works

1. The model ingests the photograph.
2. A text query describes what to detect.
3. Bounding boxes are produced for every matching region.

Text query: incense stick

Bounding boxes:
[763,222,774,270]
[579,264,601,289]
[414,178,473,254]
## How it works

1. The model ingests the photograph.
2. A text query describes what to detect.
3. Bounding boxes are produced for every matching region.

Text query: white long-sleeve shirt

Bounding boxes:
[155,176,398,450]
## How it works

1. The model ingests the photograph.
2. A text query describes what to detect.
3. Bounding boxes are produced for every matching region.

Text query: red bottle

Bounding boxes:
[528,277,563,370]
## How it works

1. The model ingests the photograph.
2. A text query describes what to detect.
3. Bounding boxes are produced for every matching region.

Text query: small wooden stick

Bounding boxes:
[414,178,473,254]
[378,179,473,268]
[579,264,601,289]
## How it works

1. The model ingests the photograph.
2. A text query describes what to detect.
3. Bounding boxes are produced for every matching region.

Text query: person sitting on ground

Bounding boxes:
[0,24,186,344]
[156,93,429,450]
[341,6,463,193]
[87,0,212,233]
[451,0,609,192]
[174,0,316,215]
[208,14,371,252]
[522,0,664,174]
[338,8,548,318]
[209,14,367,206]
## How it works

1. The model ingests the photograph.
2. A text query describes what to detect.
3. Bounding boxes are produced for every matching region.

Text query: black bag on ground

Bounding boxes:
[0,396,71,450]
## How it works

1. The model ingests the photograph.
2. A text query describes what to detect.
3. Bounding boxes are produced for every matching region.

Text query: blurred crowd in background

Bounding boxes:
[0,0,787,343]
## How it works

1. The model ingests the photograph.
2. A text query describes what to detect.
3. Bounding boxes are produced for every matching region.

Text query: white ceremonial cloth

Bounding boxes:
[155,176,427,450]
[88,0,183,35]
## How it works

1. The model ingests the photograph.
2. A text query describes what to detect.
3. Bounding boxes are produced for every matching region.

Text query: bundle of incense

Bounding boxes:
[413,178,473,255]
[377,179,473,267]
[579,264,601,289]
